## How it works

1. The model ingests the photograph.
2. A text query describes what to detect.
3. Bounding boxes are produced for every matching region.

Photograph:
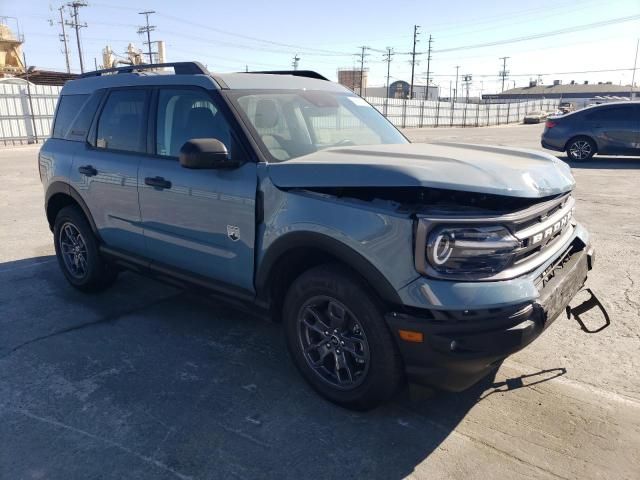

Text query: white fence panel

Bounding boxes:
[0,81,61,145]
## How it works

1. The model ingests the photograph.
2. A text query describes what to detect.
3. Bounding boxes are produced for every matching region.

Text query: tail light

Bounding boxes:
[545,120,557,128]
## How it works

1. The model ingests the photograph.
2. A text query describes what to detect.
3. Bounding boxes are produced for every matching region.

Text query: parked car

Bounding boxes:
[40,62,595,410]
[542,101,640,161]
[558,102,576,114]
[523,111,548,124]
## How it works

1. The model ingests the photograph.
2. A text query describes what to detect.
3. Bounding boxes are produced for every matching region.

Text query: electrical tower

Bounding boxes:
[424,34,433,101]
[292,54,300,70]
[138,11,156,64]
[499,56,510,92]
[65,2,87,73]
[409,25,420,99]
[53,6,71,73]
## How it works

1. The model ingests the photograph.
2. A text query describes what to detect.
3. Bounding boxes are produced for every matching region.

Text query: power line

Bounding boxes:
[65,2,87,73]
[155,12,352,57]
[425,67,637,78]
[137,10,156,64]
[435,14,640,53]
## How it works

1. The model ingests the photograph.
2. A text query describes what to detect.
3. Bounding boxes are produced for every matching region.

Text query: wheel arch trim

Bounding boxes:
[45,182,101,240]
[256,231,402,306]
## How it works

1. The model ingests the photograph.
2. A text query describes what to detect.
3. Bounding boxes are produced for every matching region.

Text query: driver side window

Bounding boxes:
[156,89,232,157]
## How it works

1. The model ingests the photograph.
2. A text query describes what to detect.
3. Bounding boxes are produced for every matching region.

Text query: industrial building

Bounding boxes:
[483,80,637,108]
[337,68,368,95]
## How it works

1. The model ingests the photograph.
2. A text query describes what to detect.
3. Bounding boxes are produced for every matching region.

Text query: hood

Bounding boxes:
[267,142,575,198]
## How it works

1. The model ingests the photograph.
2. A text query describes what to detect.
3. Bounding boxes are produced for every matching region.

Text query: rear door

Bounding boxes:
[69,88,149,256]
[138,87,257,293]
[585,104,639,155]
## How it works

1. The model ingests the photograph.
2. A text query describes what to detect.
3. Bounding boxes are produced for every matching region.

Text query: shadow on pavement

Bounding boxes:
[560,155,640,170]
[0,256,563,479]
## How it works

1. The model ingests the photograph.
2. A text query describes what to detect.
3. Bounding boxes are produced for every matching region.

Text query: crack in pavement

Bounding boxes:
[8,408,193,480]
[0,292,183,361]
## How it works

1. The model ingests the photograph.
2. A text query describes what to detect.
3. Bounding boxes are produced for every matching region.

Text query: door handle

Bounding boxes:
[144,176,172,189]
[78,165,98,177]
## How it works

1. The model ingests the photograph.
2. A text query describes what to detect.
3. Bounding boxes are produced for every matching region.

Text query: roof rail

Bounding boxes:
[79,61,209,78]
[246,70,329,81]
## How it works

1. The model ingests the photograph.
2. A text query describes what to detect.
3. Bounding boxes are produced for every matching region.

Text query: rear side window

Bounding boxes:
[96,90,147,153]
[52,94,89,139]
[586,106,632,122]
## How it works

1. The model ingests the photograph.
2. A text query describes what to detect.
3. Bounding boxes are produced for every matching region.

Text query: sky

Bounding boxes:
[1,0,639,96]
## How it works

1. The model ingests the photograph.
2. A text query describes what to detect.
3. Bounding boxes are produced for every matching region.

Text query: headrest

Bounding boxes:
[254,99,279,129]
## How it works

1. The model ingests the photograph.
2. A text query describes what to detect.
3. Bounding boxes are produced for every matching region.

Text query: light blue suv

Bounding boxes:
[39,62,594,409]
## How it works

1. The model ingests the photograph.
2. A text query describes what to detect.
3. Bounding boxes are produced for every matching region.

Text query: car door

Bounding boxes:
[69,88,149,256]
[586,104,639,155]
[138,87,257,293]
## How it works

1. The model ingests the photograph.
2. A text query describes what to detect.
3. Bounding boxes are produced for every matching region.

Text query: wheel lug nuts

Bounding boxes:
[336,349,341,354]
[340,341,345,345]
[326,343,331,348]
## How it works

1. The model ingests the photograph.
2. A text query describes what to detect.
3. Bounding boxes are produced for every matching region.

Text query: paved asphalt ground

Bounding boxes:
[1,123,639,479]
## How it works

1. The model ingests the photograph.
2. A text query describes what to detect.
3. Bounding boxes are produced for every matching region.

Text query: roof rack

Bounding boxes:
[246,70,329,81]
[79,61,209,78]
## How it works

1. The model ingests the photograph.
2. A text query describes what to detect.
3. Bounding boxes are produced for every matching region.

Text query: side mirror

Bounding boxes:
[179,138,240,169]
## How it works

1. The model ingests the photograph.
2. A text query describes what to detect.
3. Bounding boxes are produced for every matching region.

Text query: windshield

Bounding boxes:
[231,90,408,161]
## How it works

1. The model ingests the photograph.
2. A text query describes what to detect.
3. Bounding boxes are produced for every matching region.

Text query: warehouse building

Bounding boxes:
[483,80,636,108]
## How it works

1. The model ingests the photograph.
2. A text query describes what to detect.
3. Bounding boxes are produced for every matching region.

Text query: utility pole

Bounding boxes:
[55,6,71,73]
[138,10,156,64]
[409,25,420,99]
[499,56,510,92]
[424,34,433,101]
[383,47,394,98]
[292,54,300,70]
[357,46,370,96]
[462,74,472,101]
[454,65,460,103]
[66,2,87,73]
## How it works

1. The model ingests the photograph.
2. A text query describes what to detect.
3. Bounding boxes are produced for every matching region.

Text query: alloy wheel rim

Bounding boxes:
[569,140,591,160]
[297,295,370,390]
[59,222,88,279]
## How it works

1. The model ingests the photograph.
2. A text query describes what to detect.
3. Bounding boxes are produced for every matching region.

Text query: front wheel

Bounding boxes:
[283,264,404,410]
[566,137,596,161]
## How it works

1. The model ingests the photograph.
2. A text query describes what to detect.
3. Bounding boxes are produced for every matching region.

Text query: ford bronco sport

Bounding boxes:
[40,62,595,410]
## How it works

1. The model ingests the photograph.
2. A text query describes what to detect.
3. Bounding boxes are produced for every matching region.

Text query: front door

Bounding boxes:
[138,87,257,292]
[587,104,640,155]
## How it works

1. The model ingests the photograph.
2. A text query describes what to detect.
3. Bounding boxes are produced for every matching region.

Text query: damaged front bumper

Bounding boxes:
[386,225,595,391]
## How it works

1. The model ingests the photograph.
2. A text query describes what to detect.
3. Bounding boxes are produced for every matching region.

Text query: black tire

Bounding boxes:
[53,205,118,292]
[283,264,404,410]
[566,136,596,161]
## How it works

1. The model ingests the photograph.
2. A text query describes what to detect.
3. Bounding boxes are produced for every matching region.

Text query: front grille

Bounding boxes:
[510,193,575,266]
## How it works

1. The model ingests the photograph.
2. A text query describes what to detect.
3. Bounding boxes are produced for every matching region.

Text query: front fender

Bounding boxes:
[256,181,420,305]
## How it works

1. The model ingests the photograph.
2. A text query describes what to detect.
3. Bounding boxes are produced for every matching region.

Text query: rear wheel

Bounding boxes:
[566,137,596,161]
[283,264,404,410]
[53,205,118,292]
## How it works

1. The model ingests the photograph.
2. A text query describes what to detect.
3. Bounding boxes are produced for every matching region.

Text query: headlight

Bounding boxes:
[426,225,520,277]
